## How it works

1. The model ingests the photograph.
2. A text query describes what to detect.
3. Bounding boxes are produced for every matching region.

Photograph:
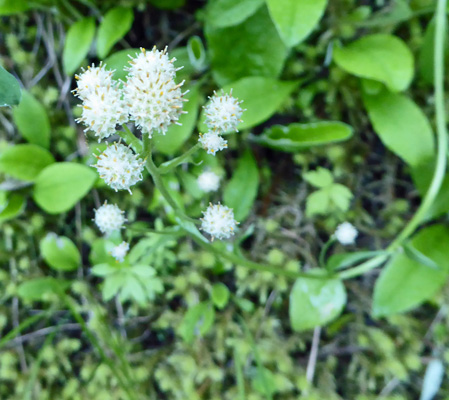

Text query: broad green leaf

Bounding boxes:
[363,89,434,167]
[373,224,449,317]
[303,167,333,188]
[40,234,81,272]
[0,144,54,181]
[104,48,140,81]
[0,193,25,223]
[252,121,353,152]
[33,162,96,214]
[266,0,327,47]
[223,149,259,221]
[17,278,70,302]
[63,17,96,76]
[333,34,414,92]
[0,0,29,15]
[205,6,288,85]
[200,77,298,132]
[154,86,199,155]
[0,65,21,106]
[289,271,347,331]
[179,302,215,343]
[211,283,230,309]
[205,0,264,28]
[13,91,50,148]
[97,7,134,59]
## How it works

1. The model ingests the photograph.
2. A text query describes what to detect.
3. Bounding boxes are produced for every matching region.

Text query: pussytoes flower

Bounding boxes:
[124,47,187,137]
[197,171,220,192]
[334,222,358,245]
[94,202,126,235]
[76,85,128,141]
[204,89,244,133]
[92,143,144,193]
[111,241,129,263]
[201,203,239,240]
[73,63,114,100]
[198,131,227,155]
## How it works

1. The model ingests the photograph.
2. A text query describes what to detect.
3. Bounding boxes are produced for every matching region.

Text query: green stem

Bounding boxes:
[158,143,201,174]
[118,125,143,154]
[320,237,336,269]
[338,0,448,280]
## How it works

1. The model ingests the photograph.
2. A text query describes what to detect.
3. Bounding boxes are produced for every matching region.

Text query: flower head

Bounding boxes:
[92,143,144,193]
[197,171,220,193]
[204,90,244,133]
[198,131,227,155]
[94,202,126,235]
[111,241,129,263]
[334,222,358,245]
[73,63,114,100]
[201,203,239,240]
[124,47,187,137]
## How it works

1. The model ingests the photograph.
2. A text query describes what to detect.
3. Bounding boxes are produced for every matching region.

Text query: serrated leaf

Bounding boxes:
[13,91,50,148]
[33,162,96,214]
[63,17,96,76]
[334,34,414,92]
[97,7,134,59]
[266,0,327,47]
[303,167,333,188]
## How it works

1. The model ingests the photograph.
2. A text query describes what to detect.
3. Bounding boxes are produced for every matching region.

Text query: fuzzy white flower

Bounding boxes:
[197,171,220,192]
[198,131,227,155]
[204,90,244,133]
[92,143,144,193]
[76,85,128,141]
[201,203,239,240]
[334,222,358,245]
[111,241,129,263]
[124,47,187,137]
[94,202,126,235]
[74,63,114,100]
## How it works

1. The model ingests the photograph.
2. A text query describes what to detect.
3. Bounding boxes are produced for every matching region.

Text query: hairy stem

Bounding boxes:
[158,143,201,174]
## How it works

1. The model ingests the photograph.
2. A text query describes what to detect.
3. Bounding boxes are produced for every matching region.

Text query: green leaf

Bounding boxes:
[97,7,134,59]
[0,65,21,107]
[223,149,259,221]
[63,17,96,76]
[0,193,25,223]
[154,86,199,155]
[103,272,127,301]
[363,89,434,168]
[33,162,96,214]
[205,6,289,86]
[373,224,449,317]
[104,48,140,81]
[289,271,347,332]
[40,234,81,272]
[305,190,329,217]
[0,0,29,15]
[0,144,54,181]
[303,167,333,188]
[333,34,414,92]
[179,302,215,343]
[205,0,264,28]
[200,77,298,132]
[187,36,207,71]
[252,121,353,152]
[306,184,352,217]
[13,91,50,149]
[327,251,389,271]
[17,278,70,302]
[266,0,327,47]
[211,283,230,309]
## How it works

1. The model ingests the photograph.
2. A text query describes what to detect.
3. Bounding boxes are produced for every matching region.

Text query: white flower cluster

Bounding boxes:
[94,202,126,235]
[201,203,239,240]
[92,143,144,193]
[334,222,358,245]
[199,90,244,156]
[111,241,130,263]
[197,171,220,192]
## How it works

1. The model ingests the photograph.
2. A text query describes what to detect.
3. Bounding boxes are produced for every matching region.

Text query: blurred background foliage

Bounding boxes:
[1,0,449,399]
